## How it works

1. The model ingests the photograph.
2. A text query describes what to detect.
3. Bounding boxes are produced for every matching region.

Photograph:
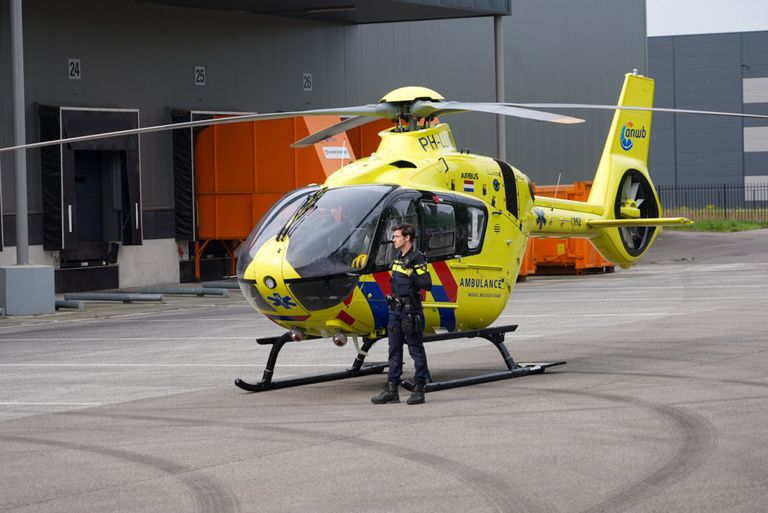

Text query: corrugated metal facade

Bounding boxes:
[1,0,646,251]
[648,30,768,186]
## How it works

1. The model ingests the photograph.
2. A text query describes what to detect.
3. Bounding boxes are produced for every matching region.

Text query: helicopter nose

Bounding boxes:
[238,239,292,313]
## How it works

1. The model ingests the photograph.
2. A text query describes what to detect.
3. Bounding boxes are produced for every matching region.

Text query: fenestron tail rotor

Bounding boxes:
[614,170,659,255]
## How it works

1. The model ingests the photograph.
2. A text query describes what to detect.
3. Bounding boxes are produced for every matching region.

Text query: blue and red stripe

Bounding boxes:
[359,272,391,329]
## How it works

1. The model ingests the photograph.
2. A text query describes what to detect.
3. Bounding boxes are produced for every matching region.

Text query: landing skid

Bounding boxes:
[235,324,564,394]
[234,333,386,392]
[401,324,566,393]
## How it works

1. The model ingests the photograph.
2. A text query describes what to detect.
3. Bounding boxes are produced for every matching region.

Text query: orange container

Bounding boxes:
[530,181,614,275]
[193,116,353,240]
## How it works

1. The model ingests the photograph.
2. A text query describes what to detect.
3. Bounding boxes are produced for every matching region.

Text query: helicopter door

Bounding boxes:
[419,200,456,260]
[373,194,420,269]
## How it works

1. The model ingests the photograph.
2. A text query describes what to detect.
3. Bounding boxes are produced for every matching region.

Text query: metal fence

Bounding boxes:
[656,183,768,222]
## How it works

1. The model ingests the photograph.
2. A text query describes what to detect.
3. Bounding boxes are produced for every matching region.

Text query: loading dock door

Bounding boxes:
[39,106,142,250]
[74,152,104,241]
[0,159,4,251]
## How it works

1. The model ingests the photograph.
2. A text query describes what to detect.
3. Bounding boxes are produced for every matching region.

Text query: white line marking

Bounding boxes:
[80,318,260,322]
[0,402,101,406]
[508,296,768,303]
[0,337,256,341]
[0,364,351,368]
[519,283,768,292]
[498,312,674,318]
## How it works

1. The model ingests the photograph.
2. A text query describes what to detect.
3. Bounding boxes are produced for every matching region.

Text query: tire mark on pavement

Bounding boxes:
[336,436,550,513]
[61,410,554,513]
[0,435,239,513]
[544,389,717,513]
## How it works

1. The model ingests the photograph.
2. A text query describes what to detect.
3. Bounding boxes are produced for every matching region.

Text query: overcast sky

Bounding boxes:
[646,0,768,37]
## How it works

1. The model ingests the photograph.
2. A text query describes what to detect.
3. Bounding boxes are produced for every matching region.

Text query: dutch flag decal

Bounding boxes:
[463,180,475,192]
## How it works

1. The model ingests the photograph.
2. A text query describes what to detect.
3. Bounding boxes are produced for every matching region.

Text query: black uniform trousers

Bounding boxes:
[387,305,429,385]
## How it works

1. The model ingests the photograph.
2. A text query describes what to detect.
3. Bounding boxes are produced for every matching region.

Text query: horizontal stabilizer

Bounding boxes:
[588,217,692,228]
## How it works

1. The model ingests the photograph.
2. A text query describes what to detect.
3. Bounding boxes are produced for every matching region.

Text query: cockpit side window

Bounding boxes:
[454,203,487,256]
[374,196,419,269]
[419,201,456,259]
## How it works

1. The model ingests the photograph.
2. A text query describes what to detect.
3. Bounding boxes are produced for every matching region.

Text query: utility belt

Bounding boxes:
[386,294,423,334]
[385,294,421,308]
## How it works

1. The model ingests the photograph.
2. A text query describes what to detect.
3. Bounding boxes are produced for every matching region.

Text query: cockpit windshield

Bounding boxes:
[237,184,395,281]
[236,185,320,278]
[286,185,394,277]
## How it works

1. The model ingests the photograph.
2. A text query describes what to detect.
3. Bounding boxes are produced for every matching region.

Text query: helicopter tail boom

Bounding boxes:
[529,73,690,268]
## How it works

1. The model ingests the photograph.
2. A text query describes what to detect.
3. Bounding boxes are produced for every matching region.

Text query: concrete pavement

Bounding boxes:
[1,230,767,513]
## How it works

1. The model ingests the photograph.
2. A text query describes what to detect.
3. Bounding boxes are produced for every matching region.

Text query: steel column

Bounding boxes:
[494,14,506,162]
[10,0,28,264]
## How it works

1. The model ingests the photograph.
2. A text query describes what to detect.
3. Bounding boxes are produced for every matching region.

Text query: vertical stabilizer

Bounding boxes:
[588,73,655,208]
[584,73,668,267]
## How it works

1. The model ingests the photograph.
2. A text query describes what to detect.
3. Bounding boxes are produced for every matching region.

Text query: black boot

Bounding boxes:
[371,381,400,404]
[407,383,426,405]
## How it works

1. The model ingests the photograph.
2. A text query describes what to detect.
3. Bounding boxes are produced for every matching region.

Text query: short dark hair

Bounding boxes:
[392,223,416,242]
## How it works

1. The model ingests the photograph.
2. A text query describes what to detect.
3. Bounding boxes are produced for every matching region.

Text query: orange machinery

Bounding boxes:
[519,181,615,278]
[192,116,361,280]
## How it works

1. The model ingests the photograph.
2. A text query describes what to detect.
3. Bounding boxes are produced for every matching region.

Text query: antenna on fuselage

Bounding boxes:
[551,170,563,212]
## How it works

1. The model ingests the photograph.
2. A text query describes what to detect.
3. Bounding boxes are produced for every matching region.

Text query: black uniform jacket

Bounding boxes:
[390,246,432,299]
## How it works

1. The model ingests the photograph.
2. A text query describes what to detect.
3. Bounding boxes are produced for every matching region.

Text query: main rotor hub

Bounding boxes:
[379,86,444,104]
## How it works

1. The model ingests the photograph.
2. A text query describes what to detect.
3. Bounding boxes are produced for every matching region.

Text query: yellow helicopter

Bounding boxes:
[228,72,695,393]
[4,72,765,393]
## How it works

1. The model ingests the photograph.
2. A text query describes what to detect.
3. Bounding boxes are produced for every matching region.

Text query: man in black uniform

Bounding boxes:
[371,223,432,405]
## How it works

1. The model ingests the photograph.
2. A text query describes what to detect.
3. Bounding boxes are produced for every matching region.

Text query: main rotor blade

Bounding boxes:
[412,100,584,124]
[505,103,768,121]
[290,116,385,148]
[0,104,393,154]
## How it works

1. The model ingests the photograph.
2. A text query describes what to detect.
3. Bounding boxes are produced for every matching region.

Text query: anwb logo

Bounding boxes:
[620,122,647,151]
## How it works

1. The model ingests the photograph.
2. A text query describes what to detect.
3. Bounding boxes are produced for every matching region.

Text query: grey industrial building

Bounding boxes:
[1,0,647,295]
[648,30,768,187]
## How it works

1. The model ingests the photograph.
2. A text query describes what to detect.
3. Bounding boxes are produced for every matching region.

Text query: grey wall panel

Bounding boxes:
[673,35,743,112]
[502,0,646,185]
[0,0,12,215]
[745,151,768,177]
[345,17,496,158]
[22,1,355,211]
[648,37,676,186]
[649,128,676,186]
[646,32,768,186]
[744,103,768,123]
[742,32,768,77]
[677,163,744,184]
[2,0,646,241]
